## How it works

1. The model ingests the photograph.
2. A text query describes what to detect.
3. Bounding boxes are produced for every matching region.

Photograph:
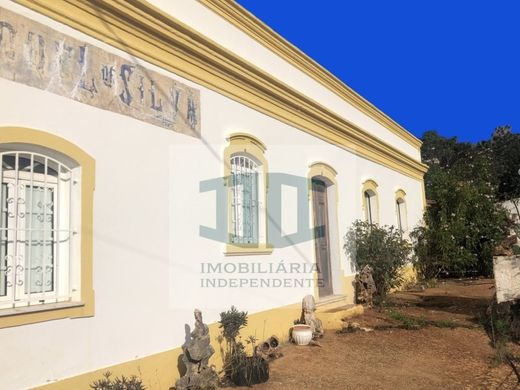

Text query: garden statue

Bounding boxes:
[175,309,218,390]
[355,265,377,307]
[300,295,324,339]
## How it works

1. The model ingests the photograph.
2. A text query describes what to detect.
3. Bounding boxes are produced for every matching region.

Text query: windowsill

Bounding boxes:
[0,301,85,318]
[224,243,274,256]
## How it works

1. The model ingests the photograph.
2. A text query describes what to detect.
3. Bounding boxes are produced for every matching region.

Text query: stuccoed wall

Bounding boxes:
[146,0,422,161]
[0,1,424,388]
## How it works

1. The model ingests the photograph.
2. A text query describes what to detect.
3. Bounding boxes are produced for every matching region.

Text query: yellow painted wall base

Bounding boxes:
[315,275,362,330]
[34,302,302,390]
[387,263,418,294]
[397,263,418,291]
[33,285,365,389]
[342,274,356,300]
[33,345,183,390]
[318,304,364,330]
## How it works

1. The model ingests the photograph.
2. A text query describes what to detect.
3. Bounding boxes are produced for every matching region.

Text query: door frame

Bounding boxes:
[308,162,342,300]
[311,178,334,297]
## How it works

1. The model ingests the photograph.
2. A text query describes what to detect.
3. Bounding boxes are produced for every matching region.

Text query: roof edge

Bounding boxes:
[11,0,427,180]
[199,0,422,149]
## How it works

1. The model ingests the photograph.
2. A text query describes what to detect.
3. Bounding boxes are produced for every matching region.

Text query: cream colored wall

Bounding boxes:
[0,1,424,389]
[146,0,421,161]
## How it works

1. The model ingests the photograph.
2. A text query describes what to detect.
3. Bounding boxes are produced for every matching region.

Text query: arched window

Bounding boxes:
[0,151,78,308]
[0,127,94,328]
[395,189,408,234]
[224,133,271,255]
[362,180,379,224]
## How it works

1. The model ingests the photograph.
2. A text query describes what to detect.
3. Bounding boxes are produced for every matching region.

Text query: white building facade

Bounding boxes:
[0,1,427,388]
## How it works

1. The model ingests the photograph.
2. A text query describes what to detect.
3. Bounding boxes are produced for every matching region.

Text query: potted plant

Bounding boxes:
[219,306,269,386]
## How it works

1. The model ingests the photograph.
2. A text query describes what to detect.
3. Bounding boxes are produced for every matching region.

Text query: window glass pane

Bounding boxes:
[231,167,239,242]
[242,173,251,242]
[0,151,74,307]
[397,200,406,233]
[396,200,403,232]
[25,185,54,294]
[365,191,373,224]
[251,171,258,242]
[241,171,258,243]
[0,183,7,297]
[231,156,259,244]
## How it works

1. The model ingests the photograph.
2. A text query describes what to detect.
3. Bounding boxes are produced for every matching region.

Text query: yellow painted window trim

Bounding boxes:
[224,243,273,256]
[308,162,339,205]
[224,133,270,256]
[395,189,407,200]
[361,179,380,224]
[308,162,338,185]
[0,127,95,328]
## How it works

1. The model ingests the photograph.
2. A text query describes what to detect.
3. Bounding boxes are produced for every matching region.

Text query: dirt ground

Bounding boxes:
[232,279,520,389]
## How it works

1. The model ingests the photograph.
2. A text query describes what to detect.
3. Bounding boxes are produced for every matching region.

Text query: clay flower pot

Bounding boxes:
[291,324,313,346]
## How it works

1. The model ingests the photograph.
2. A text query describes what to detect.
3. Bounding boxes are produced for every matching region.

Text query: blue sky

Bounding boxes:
[236,1,519,143]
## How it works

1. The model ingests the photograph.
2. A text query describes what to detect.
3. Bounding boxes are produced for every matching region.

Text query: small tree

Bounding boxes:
[219,306,248,377]
[219,306,269,386]
[344,220,411,299]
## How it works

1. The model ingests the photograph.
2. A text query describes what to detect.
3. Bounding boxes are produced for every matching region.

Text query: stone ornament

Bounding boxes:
[174,309,218,390]
[300,295,324,339]
[256,335,283,361]
[355,265,377,307]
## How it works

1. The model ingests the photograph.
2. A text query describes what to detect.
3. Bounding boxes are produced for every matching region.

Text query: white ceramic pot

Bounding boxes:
[292,324,313,345]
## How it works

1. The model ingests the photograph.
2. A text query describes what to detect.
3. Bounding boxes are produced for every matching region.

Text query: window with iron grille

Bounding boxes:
[230,155,259,244]
[0,151,79,309]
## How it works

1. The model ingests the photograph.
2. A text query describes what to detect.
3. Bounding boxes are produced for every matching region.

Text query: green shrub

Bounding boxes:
[90,372,145,390]
[344,220,411,299]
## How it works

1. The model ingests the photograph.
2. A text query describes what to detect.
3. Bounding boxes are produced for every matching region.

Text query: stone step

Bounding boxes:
[316,301,364,330]
[315,294,350,308]
[316,295,351,311]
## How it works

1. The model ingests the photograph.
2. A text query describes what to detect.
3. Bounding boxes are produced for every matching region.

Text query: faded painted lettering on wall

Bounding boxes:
[0,7,201,137]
